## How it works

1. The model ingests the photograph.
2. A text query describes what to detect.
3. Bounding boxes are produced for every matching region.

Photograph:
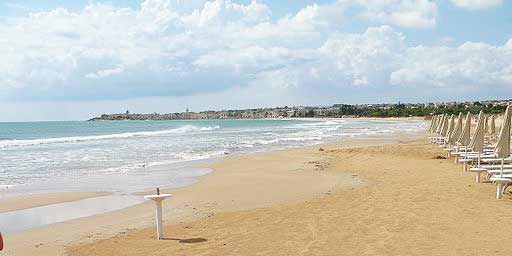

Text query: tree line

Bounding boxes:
[329,103,507,118]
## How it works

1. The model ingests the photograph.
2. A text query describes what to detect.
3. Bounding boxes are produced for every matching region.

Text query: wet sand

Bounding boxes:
[0,194,145,233]
[0,192,111,213]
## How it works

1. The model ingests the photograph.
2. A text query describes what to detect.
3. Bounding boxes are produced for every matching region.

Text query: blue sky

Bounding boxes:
[0,0,511,121]
[2,0,510,45]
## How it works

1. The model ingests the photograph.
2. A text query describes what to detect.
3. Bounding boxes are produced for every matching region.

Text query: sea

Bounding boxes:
[0,118,426,232]
[0,118,426,196]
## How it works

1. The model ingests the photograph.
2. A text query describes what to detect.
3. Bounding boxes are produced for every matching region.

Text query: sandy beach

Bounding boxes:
[6,131,512,255]
[2,134,408,255]
[1,0,508,254]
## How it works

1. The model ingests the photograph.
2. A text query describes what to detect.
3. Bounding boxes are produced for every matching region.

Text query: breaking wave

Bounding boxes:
[0,125,221,148]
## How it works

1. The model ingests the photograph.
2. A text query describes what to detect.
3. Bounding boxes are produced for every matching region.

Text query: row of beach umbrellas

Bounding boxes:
[428,106,512,199]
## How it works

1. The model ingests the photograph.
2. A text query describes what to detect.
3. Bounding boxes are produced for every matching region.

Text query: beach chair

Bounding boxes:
[474,106,511,199]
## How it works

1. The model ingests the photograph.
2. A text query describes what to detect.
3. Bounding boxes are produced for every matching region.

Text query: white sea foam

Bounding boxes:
[251,139,280,145]
[0,185,16,190]
[93,150,228,175]
[281,136,323,142]
[244,135,324,147]
[0,125,220,148]
[172,150,228,161]
[290,120,342,128]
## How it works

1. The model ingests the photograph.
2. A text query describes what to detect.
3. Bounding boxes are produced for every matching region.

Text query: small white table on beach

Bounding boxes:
[144,194,172,240]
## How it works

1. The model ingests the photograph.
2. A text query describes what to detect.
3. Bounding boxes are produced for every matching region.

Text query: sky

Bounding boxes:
[0,0,511,121]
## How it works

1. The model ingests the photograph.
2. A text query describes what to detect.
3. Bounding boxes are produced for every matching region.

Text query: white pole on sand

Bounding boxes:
[144,188,172,240]
[454,144,459,163]
[476,152,481,183]
[463,146,468,172]
[501,158,505,178]
[495,158,508,200]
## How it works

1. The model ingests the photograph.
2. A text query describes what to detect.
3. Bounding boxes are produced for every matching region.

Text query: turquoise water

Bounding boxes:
[0,119,426,195]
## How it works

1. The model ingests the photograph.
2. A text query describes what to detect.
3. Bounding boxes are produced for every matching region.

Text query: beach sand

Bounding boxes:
[68,136,512,256]
[0,192,111,213]
[7,132,512,255]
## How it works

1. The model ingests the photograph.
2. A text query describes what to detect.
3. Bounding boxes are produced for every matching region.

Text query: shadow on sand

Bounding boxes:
[161,237,208,244]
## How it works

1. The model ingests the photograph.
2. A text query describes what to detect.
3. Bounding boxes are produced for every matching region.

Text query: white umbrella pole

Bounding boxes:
[476,152,481,183]
[501,158,505,178]
[497,158,506,199]
[154,199,163,239]
[463,146,468,172]
[144,188,172,240]
[454,144,459,163]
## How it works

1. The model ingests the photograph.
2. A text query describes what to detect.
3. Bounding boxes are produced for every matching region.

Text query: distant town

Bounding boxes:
[90,99,512,121]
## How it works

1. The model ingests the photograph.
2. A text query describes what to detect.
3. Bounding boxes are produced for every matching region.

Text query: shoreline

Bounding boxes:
[0,119,424,203]
[1,117,425,195]
[0,192,112,213]
[2,132,422,256]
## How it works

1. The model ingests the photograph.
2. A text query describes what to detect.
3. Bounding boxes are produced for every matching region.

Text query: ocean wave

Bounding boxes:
[243,136,324,147]
[94,150,227,175]
[0,185,17,190]
[172,150,228,161]
[324,126,342,131]
[281,136,323,142]
[289,120,342,128]
[251,139,281,145]
[0,125,221,148]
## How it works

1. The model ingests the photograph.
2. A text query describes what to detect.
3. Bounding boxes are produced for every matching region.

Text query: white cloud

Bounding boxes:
[353,0,438,29]
[85,66,125,79]
[390,41,512,88]
[318,26,406,86]
[450,0,503,10]
[0,0,510,107]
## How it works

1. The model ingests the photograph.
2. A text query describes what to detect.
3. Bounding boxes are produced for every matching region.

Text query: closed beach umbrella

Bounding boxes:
[494,106,511,159]
[444,114,455,140]
[435,114,444,134]
[430,115,438,132]
[488,115,496,135]
[449,112,463,144]
[484,115,489,133]
[458,112,471,146]
[469,111,486,153]
[429,115,435,132]
[429,115,436,132]
[440,115,449,137]
[436,114,445,134]
[434,115,441,132]
[435,115,442,133]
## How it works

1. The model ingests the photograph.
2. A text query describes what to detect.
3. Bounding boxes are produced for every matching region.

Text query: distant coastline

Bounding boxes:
[90,100,511,121]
